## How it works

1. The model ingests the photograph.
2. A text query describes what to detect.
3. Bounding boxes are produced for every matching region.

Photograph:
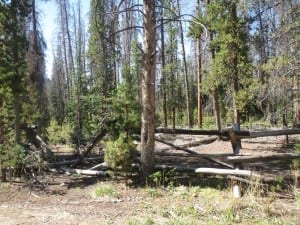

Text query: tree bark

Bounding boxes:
[212,89,221,131]
[140,0,156,182]
[197,36,202,128]
[294,74,300,125]
[58,0,70,100]
[160,1,167,128]
[231,2,240,126]
[197,0,203,128]
[0,108,6,182]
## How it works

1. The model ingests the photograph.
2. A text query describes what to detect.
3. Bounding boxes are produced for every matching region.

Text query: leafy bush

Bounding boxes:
[0,144,25,168]
[104,134,137,172]
[46,120,72,144]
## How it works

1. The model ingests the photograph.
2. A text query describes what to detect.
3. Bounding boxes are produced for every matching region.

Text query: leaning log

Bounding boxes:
[155,137,233,169]
[158,136,218,151]
[227,153,300,163]
[78,116,109,161]
[195,168,260,177]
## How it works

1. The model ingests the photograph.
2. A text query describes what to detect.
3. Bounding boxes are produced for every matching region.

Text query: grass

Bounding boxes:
[92,182,119,198]
[122,183,300,225]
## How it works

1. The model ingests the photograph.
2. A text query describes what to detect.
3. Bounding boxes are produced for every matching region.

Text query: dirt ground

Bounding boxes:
[0,134,299,225]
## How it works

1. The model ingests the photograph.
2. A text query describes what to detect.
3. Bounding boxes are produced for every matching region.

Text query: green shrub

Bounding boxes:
[104,134,137,172]
[0,144,25,168]
[46,120,72,144]
[93,183,118,198]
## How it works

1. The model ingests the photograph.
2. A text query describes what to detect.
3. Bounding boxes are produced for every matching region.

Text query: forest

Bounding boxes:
[1,0,299,179]
[0,0,300,224]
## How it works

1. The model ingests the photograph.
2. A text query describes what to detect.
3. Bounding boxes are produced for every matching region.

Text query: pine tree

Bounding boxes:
[0,0,31,181]
[204,0,254,126]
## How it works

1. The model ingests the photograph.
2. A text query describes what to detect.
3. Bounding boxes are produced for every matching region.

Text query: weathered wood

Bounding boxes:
[159,136,218,151]
[155,137,233,169]
[244,129,300,139]
[195,168,260,177]
[155,127,224,136]
[78,116,108,161]
[227,153,300,163]
[63,168,109,176]
[227,175,264,186]
[36,135,54,160]
[155,151,234,158]
[155,164,196,172]
[155,127,300,139]
[89,162,107,170]
[46,157,103,168]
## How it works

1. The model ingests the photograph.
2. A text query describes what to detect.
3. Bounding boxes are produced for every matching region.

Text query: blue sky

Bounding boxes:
[38,0,90,78]
[38,0,196,79]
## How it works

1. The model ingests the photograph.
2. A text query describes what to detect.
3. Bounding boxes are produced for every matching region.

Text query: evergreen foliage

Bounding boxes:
[104,134,137,172]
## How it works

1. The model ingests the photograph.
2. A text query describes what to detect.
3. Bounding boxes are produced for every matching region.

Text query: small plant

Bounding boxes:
[149,171,163,186]
[104,134,137,173]
[93,183,118,198]
[146,187,163,198]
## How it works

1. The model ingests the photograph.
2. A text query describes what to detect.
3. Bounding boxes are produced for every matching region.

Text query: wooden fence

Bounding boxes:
[155,125,300,197]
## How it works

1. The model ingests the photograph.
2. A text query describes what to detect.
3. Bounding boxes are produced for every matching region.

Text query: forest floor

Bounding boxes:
[0,134,300,225]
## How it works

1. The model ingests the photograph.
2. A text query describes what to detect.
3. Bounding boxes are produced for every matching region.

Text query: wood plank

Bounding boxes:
[195,168,260,177]
[245,129,300,138]
[155,127,300,139]
[227,153,300,163]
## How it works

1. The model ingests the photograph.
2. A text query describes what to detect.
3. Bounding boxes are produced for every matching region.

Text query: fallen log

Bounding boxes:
[158,136,218,151]
[46,156,103,168]
[155,137,233,169]
[195,168,260,177]
[155,151,234,158]
[89,162,108,170]
[227,153,300,163]
[244,129,300,139]
[227,175,265,186]
[155,127,250,138]
[63,168,109,176]
[78,116,109,161]
[36,135,54,160]
[155,164,196,172]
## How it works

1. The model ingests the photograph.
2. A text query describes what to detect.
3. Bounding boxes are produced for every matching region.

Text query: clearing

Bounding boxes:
[0,135,299,225]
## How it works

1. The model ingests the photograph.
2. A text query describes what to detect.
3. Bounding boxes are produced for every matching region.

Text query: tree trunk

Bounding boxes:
[63,0,75,91]
[231,3,240,126]
[160,1,167,128]
[197,36,202,128]
[207,0,221,131]
[58,0,70,100]
[177,0,192,128]
[0,108,6,182]
[294,74,300,125]
[197,0,203,128]
[212,89,221,131]
[14,93,21,144]
[141,0,156,183]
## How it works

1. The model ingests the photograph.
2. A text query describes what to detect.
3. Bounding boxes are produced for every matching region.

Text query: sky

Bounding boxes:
[38,0,90,79]
[38,0,196,79]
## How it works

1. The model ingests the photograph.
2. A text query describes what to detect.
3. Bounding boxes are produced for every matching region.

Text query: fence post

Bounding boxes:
[232,123,241,198]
